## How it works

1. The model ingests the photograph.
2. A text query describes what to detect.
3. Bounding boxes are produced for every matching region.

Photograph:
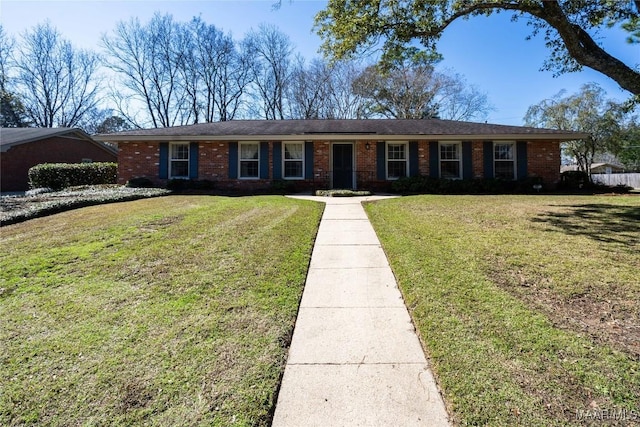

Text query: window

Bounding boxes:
[170,142,189,178]
[494,142,516,180]
[439,142,461,179]
[239,142,259,179]
[283,142,304,179]
[387,142,408,179]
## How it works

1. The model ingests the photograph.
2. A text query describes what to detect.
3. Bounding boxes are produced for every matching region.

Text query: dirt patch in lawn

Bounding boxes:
[490,266,640,359]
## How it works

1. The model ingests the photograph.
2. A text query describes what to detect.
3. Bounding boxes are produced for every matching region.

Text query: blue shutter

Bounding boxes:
[228,142,238,179]
[483,141,494,179]
[517,141,528,179]
[189,142,199,179]
[376,141,386,180]
[260,141,269,179]
[159,143,168,179]
[429,141,439,178]
[462,141,473,180]
[409,141,419,177]
[305,141,314,179]
[273,142,282,180]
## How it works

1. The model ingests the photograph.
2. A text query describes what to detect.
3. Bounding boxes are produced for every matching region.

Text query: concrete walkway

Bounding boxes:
[272,196,450,426]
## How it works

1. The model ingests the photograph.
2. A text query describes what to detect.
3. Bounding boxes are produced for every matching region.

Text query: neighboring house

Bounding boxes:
[0,128,118,192]
[95,119,586,191]
[561,163,625,174]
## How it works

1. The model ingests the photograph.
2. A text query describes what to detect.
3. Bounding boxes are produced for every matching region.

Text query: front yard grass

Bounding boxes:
[365,195,639,426]
[0,195,323,426]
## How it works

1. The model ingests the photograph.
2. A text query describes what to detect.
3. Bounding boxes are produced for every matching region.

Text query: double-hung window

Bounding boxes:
[439,142,461,179]
[494,142,516,180]
[283,142,304,179]
[170,142,189,179]
[239,142,260,179]
[387,142,408,179]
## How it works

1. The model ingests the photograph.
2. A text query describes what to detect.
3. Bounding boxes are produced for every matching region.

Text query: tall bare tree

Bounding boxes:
[14,22,101,128]
[352,54,491,120]
[188,17,249,122]
[243,24,294,120]
[102,13,192,128]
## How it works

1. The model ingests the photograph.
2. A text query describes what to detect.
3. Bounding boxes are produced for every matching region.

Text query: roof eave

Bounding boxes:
[95,133,588,143]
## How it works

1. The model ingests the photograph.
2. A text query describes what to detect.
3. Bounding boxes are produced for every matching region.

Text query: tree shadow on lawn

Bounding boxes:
[531,203,640,247]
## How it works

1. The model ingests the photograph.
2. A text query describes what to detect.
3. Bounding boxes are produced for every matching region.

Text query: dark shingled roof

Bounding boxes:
[1,127,117,154]
[95,119,587,142]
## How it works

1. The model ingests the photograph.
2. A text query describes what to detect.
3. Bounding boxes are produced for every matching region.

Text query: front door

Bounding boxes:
[332,143,353,189]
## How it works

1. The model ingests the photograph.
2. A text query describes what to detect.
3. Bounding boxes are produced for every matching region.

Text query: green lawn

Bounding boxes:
[365,195,640,426]
[0,195,323,426]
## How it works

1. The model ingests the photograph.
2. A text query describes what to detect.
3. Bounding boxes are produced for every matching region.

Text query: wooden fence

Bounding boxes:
[591,173,640,189]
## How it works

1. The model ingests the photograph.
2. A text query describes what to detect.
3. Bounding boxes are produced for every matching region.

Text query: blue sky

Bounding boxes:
[2,0,637,125]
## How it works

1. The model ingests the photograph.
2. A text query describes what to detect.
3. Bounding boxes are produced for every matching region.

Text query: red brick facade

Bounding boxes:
[117,138,562,191]
[1,136,117,192]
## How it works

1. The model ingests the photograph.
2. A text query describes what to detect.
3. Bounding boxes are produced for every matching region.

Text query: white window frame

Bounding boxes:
[493,141,517,180]
[386,141,408,180]
[439,141,462,179]
[239,141,260,179]
[169,142,190,179]
[282,141,305,180]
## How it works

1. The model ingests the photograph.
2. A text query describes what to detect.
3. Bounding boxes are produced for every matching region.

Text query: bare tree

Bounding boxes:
[14,22,101,128]
[188,17,249,122]
[0,25,29,127]
[352,55,491,120]
[288,57,333,119]
[325,60,369,119]
[102,13,192,128]
[243,24,294,120]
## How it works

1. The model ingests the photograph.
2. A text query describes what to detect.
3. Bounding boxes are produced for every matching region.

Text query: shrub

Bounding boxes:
[126,177,156,188]
[28,163,117,190]
[391,176,548,195]
[166,179,215,192]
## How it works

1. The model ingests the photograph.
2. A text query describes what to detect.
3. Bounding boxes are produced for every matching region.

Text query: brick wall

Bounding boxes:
[527,140,561,184]
[1,137,117,191]
[116,138,563,191]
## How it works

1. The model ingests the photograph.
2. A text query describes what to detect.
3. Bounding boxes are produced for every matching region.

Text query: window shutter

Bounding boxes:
[189,142,199,179]
[517,141,528,179]
[429,141,439,178]
[305,141,314,179]
[409,141,419,177]
[462,141,473,180]
[260,141,269,179]
[159,143,168,179]
[273,142,282,180]
[228,142,238,179]
[483,141,494,179]
[376,141,386,180]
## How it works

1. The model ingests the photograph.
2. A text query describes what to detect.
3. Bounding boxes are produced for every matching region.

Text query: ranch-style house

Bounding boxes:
[95,119,586,191]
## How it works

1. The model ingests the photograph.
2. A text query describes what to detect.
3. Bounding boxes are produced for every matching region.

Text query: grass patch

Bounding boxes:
[365,195,640,426]
[0,195,323,426]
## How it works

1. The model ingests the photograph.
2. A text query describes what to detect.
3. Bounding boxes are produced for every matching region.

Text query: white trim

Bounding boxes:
[493,141,517,180]
[439,141,462,180]
[238,141,260,180]
[169,141,190,179]
[282,141,305,180]
[385,141,409,180]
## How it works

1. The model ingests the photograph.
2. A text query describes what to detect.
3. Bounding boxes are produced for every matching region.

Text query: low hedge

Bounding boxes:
[28,163,117,190]
[391,176,546,194]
